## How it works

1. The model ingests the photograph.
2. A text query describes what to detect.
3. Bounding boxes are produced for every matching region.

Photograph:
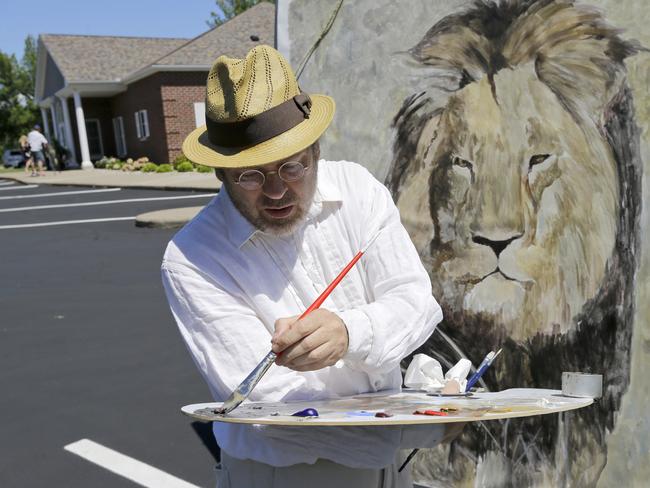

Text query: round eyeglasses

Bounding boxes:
[234,161,310,191]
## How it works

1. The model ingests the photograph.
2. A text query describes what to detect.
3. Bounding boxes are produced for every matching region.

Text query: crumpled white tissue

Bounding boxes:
[404,354,444,389]
[404,353,472,391]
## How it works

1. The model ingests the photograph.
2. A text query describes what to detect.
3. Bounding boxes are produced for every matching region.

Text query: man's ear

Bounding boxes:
[214,168,225,181]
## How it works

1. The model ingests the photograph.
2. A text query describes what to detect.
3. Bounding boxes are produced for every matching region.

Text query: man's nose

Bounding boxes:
[262,172,288,199]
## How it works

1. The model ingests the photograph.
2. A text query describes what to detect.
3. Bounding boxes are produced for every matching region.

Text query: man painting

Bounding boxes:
[162,45,451,487]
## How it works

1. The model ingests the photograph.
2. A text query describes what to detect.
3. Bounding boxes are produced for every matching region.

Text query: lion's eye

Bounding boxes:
[452,156,473,169]
[529,154,551,169]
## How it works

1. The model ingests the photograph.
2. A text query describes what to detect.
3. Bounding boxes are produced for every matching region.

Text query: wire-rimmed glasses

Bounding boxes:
[234,161,310,191]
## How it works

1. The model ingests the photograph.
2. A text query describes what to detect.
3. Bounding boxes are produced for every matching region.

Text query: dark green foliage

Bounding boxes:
[0,36,39,154]
[207,0,275,28]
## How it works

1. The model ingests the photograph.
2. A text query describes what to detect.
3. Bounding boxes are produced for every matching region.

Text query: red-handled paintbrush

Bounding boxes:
[215,231,383,414]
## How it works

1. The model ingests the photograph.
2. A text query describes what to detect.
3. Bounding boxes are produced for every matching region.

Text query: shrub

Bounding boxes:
[196,164,213,173]
[173,154,192,169]
[97,156,152,171]
[95,156,120,169]
[94,158,108,169]
[156,164,173,173]
[142,163,158,173]
[176,161,194,172]
[121,163,140,172]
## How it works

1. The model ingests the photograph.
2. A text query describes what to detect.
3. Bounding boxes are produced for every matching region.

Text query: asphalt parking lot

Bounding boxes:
[0,180,221,487]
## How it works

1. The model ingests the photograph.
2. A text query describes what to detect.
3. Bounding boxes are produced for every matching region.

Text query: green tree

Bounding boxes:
[22,35,37,87]
[0,35,39,155]
[207,0,275,28]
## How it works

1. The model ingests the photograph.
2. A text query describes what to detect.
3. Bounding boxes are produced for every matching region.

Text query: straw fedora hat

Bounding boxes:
[182,45,335,168]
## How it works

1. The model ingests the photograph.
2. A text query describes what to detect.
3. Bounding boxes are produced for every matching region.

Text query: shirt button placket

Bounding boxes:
[295,231,321,297]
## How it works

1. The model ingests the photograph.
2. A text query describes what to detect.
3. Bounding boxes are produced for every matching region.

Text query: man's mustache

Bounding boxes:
[261,193,298,208]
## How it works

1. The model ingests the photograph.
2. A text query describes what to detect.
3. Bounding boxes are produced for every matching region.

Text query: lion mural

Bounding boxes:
[387,0,643,485]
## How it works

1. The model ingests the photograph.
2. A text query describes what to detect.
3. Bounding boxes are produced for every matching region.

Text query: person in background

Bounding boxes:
[19,135,34,176]
[27,124,49,177]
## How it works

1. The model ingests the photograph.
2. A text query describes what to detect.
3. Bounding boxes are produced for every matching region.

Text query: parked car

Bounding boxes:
[2,149,26,168]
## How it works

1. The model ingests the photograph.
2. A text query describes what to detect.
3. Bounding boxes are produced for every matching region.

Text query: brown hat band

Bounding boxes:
[206,93,312,148]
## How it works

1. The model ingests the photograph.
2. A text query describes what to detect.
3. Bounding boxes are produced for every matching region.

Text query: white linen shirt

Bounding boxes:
[161,160,444,468]
[27,130,47,151]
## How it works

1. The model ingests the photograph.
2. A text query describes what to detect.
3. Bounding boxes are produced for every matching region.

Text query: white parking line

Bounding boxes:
[0,187,122,200]
[0,217,136,229]
[0,184,38,191]
[0,181,17,186]
[0,193,215,213]
[64,439,200,488]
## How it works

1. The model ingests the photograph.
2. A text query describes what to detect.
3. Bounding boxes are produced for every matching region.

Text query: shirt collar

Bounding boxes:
[222,186,259,248]
[313,163,341,204]
[222,160,343,249]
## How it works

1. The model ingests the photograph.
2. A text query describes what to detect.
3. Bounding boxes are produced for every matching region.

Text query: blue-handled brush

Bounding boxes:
[465,348,502,392]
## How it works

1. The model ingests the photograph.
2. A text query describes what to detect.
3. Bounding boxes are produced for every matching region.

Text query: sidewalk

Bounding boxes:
[1,169,220,191]
[0,169,221,228]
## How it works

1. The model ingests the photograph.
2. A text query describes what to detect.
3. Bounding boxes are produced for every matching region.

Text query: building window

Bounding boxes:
[194,102,206,128]
[85,119,104,160]
[134,109,150,140]
[112,116,127,157]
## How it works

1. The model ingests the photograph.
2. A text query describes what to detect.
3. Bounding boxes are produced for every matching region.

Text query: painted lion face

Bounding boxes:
[395,64,619,340]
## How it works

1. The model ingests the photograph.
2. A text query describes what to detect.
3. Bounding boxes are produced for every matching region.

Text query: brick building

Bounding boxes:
[33,3,275,168]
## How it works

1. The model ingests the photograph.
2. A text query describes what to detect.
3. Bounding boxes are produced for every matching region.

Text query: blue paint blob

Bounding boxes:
[292,408,319,417]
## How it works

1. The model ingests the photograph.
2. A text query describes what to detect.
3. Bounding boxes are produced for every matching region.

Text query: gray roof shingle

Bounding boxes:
[154,2,275,67]
[39,2,275,85]
[40,35,189,82]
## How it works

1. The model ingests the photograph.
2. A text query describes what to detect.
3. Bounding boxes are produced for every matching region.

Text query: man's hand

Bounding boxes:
[271,309,349,371]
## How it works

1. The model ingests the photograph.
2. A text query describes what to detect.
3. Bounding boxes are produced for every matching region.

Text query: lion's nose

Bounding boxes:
[471,233,522,257]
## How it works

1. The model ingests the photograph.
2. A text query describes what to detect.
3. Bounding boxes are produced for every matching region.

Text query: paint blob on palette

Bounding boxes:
[182,389,593,426]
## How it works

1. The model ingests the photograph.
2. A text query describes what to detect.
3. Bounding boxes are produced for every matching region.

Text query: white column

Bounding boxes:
[73,91,93,169]
[58,95,78,164]
[50,104,59,141]
[40,107,52,140]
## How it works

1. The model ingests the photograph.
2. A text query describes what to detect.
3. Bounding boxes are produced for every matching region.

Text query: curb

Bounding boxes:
[1,172,215,229]
[0,171,220,192]
[135,206,205,229]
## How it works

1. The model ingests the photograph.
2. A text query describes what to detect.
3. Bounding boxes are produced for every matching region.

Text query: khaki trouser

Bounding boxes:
[217,451,414,488]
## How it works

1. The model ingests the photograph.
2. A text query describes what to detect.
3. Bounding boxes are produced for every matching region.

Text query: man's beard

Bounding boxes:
[226,166,318,236]
[249,191,308,236]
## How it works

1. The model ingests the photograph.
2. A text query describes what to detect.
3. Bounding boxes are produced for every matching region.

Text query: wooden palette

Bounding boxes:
[181,388,593,426]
